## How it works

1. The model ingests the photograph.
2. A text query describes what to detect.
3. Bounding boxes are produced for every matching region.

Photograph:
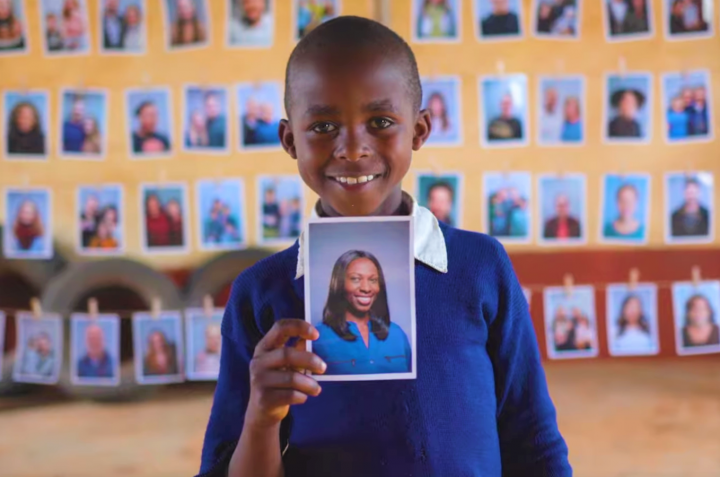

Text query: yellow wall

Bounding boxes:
[1,0,719,271]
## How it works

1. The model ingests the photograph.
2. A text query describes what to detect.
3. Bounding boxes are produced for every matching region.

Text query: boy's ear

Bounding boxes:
[279,119,297,159]
[412,109,432,151]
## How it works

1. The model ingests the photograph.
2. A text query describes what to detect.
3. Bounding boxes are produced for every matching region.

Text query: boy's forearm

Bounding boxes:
[229,421,284,477]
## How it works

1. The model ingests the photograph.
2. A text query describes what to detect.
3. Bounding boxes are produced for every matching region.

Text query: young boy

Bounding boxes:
[198,16,571,477]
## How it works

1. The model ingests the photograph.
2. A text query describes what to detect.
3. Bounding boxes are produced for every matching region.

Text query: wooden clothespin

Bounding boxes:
[496,60,505,76]
[151,297,162,319]
[21,175,30,188]
[87,298,99,319]
[618,57,627,77]
[428,156,442,176]
[563,274,574,297]
[19,75,29,96]
[158,169,167,185]
[30,298,42,320]
[203,294,214,318]
[691,266,702,288]
[555,59,565,75]
[628,268,640,291]
[141,72,152,88]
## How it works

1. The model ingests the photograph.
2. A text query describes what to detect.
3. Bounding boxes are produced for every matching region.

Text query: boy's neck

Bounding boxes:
[318,190,410,218]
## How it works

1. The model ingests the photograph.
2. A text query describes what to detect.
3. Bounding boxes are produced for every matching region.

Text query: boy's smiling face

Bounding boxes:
[280,48,431,217]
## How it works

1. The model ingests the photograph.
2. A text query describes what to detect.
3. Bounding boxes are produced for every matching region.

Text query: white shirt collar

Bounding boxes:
[295,192,448,279]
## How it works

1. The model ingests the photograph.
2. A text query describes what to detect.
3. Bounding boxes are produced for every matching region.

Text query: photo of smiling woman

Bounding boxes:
[672,281,720,355]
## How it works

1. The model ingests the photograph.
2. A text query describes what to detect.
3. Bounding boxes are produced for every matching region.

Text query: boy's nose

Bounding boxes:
[334,128,371,162]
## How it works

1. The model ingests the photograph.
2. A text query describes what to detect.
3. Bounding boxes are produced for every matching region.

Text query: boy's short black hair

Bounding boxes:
[284,16,422,116]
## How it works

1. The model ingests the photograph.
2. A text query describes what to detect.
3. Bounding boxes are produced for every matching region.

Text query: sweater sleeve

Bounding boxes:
[486,240,572,477]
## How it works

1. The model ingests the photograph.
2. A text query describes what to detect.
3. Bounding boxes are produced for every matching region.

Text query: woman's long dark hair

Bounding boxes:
[427,92,450,131]
[322,250,391,342]
[617,294,650,336]
[684,294,716,328]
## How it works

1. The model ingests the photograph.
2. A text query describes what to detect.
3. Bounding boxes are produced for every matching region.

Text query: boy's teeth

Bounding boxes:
[336,175,375,184]
[347,177,358,184]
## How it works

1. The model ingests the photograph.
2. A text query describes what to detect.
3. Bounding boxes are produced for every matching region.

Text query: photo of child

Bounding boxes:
[475,0,523,40]
[139,183,190,254]
[662,70,713,143]
[162,0,210,50]
[3,188,53,259]
[672,281,720,355]
[227,0,274,48]
[412,0,460,42]
[606,283,659,356]
[533,0,579,39]
[482,172,532,243]
[480,75,529,148]
[599,174,650,244]
[60,89,107,159]
[665,0,712,39]
[0,0,28,55]
[544,285,598,360]
[294,0,339,40]
[421,76,463,146]
[236,82,283,150]
[257,175,304,245]
[76,185,124,255]
[99,0,146,54]
[126,88,173,158]
[415,172,462,227]
[604,0,653,41]
[665,172,714,244]
[183,86,229,153]
[40,0,91,55]
[538,173,586,246]
[196,179,246,251]
[4,90,50,159]
[537,76,585,145]
[604,73,653,143]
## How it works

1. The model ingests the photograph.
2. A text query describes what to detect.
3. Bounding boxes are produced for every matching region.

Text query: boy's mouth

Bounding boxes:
[328,174,382,187]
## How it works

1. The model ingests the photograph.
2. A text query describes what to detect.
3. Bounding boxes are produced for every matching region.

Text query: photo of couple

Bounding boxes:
[483,172,531,242]
[237,82,283,150]
[140,184,189,253]
[77,185,124,255]
[4,90,49,159]
[183,86,228,153]
[126,88,173,158]
[544,285,598,359]
[533,0,579,38]
[0,0,27,54]
[665,172,714,244]
[3,188,53,259]
[60,90,107,159]
[196,179,246,251]
[257,176,304,244]
[13,313,63,385]
[604,0,653,41]
[665,0,712,39]
[662,70,712,143]
[537,76,585,145]
[40,0,91,55]
[133,312,184,384]
[100,0,146,53]
[604,73,652,143]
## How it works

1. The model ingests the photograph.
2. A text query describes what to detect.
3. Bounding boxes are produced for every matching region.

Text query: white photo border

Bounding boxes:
[12,312,64,384]
[58,87,109,161]
[411,0,463,44]
[605,282,660,357]
[70,313,122,387]
[543,285,599,360]
[2,186,54,260]
[481,171,533,244]
[672,280,720,356]
[660,69,715,145]
[75,183,126,257]
[601,71,654,145]
[97,0,148,56]
[597,172,651,246]
[132,311,185,384]
[536,173,588,246]
[663,171,715,245]
[535,74,587,147]
[138,181,192,255]
[184,307,224,381]
[3,89,51,161]
[478,74,530,149]
[125,86,175,160]
[195,178,249,252]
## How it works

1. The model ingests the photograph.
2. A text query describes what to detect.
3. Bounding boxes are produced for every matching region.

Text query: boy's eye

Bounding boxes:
[369,118,394,129]
[311,122,337,134]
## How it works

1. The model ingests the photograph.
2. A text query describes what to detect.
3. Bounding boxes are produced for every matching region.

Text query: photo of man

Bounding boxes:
[666,172,714,243]
[477,0,522,39]
[13,313,63,385]
[480,75,529,147]
[126,88,173,157]
[71,314,121,386]
[415,172,462,227]
[60,89,106,159]
[538,174,586,245]
[228,0,273,47]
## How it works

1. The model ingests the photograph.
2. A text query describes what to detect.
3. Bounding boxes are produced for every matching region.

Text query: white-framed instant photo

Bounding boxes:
[292,0,340,42]
[139,182,191,255]
[98,0,148,55]
[236,81,284,152]
[13,312,63,384]
[598,173,651,245]
[543,285,598,360]
[602,0,654,42]
[662,0,714,41]
[76,184,125,256]
[304,216,417,381]
[195,178,248,251]
[125,87,175,159]
[421,75,464,147]
[602,72,654,145]
[161,0,211,51]
[39,0,92,56]
[3,89,50,160]
[0,0,29,57]
[660,69,714,144]
[479,74,530,148]
[414,170,464,228]
[226,0,274,49]
[70,313,121,387]
[664,171,714,244]
[531,0,581,40]
[482,171,533,244]
[58,88,109,160]
[474,0,525,42]
[3,186,53,260]
[256,174,305,247]
[606,283,659,356]
[536,75,586,147]
[411,0,462,43]
[184,307,224,381]
[181,84,230,155]
[672,280,720,356]
[132,311,185,384]
[0,311,5,380]
[536,173,587,246]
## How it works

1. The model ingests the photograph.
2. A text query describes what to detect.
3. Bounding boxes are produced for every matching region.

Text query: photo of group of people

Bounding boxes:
[257,175,304,245]
[100,0,146,54]
[0,0,27,54]
[126,88,173,158]
[662,70,713,143]
[421,77,463,146]
[665,0,713,39]
[196,179,246,251]
[140,183,190,253]
[3,188,53,259]
[182,86,228,153]
[483,172,532,243]
[4,90,49,158]
[533,0,579,39]
[77,185,124,255]
[544,285,598,359]
[40,0,91,55]
[237,82,283,150]
[416,172,462,227]
[295,0,339,40]
[600,174,650,244]
[60,89,107,159]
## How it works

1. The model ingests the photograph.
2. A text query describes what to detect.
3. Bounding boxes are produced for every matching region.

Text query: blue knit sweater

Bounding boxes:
[198,223,572,477]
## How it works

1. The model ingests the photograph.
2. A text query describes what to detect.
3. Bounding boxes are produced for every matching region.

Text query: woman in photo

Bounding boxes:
[313,250,412,375]
[416,0,457,39]
[561,96,582,142]
[13,199,44,251]
[61,0,87,51]
[551,307,576,352]
[123,4,143,49]
[682,294,720,348]
[7,101,45,155]
[608,88,644,138]
[165,198,184,246]
[613,294,653,352]
[81,117,101,153]
[186,110,209,147]
[143,329,179,376]
[89,206,119,249]
[170,0,206,46]
[604,183,644,239]
[426,91,452,140]
[145,193,171,247]
[571,309,594,350]
[0,0,25,51]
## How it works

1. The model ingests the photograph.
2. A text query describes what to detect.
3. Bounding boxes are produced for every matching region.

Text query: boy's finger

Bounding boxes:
[257,370,322,397]
[256,319,318,354]
[254,347,327,375]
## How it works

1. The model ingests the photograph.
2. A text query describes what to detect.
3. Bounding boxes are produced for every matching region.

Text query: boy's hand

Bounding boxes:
[245,319,326,429]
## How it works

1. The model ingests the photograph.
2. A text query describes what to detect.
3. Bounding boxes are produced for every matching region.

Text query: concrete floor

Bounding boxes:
[0,360,719,477]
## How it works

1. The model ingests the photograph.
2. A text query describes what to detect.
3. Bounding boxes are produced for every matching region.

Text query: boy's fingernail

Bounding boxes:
[320,361,327,372]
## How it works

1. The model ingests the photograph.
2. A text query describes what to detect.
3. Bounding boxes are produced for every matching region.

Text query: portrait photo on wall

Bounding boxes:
[544,285,598,359]
[599,173,650,244]
[606,283,659,356]
[236,81,283,150]
[603,73,653,143]
[661,70,713,143]
[132,311,184,384]
[60,89,107,159]
[182,86,229,153]
[13,312,63,384]
[0,312,4,376]
[184,308,223,381]
[227,0,274,48]
[99,0,146,54]
[304,217,416,381]
[76,185,124,255]
[421,76,463,146]
[3,90,50,159]
[126,88,173,158]
[139,183,190,254]
[665,172,714,244]
[162,0,210,50]
[672,281,720,355]
[537,174,586,245]
[70,313,121,386]
[294,0,339,41]
[664,0,713,39]
[0,0,28,55]
[3,187,53,259]
[196,179,247,251]
[415,171,463,227]
[475,0,523,40]
[257,175,304,245]
[603,0,653,41]
[412,0,460,43]
[480,74,529,147]
[532,0,579,39]
[537,76,585,145]
[482,171,532,243]
[40,0,91,55]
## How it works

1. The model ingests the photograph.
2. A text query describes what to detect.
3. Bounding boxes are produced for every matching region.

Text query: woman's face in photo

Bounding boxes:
[427,94,445,118]
[688,297,712,326]
[242,0,265,22]
[190,110,205,129]
[126,6,140,26]
[177,0,195,19]
[564,97,580,122]
[622,296,642,324]
[344,258,380,315]
[0,0,11,19]
[166,200,181,220]
[205,325,221,354]
[16,105,37,133]
[18,201,38,225]
[35,334,52,355]
[83,117,97,135]
[149,331,166,352]
[619,92,638,118]
[147,195,161,216]
[616,186,638,219]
